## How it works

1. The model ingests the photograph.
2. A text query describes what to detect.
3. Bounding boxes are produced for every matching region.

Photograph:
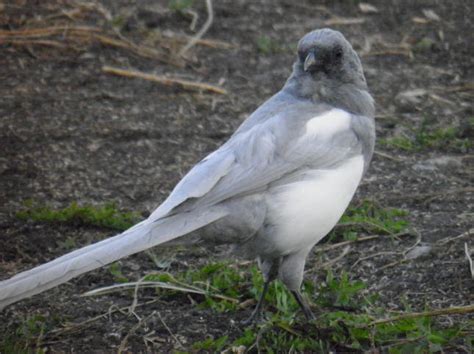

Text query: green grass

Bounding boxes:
[16,200,142,231]
[10,201,470,351]
[327,200,409,244]
[192,334,228,351]
[143,262,249,312]
[380,123,472,152]
[256,36,282,55]
[1,314,55,354]
[168,0,193,12]
[108,261,130,283]
[154,263,470,352]
[2,261,470,352]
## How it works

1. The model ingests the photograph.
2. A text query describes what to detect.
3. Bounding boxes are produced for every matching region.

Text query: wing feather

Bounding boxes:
[150,103,367,221]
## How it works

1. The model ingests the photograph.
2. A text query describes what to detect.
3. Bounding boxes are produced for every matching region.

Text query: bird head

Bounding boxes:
[295,28,367,89]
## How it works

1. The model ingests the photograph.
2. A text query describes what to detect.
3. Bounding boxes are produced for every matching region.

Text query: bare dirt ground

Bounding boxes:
[0,0,473,352]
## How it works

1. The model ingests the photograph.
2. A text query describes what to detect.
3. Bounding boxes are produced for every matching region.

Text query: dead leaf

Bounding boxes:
[412,16,429,24]
[359,3,378,14]
[422,9,441,21]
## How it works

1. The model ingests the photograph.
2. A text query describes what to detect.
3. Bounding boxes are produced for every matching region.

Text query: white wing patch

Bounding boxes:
[305,109,351,139]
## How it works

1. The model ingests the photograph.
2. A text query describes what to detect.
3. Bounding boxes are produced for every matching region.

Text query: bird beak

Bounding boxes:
[303,51,317,72]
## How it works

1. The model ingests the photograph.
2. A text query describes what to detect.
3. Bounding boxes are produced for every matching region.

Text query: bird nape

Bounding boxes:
[0,28,375,323]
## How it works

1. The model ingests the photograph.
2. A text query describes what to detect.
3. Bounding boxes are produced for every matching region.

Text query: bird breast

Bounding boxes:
[264,154,364,255]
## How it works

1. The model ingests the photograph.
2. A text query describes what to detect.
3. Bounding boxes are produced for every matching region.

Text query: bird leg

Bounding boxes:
[291,290,316,321]
[242,279,271,325]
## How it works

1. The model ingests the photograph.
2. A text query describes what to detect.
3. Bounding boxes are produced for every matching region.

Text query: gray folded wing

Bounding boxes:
[149,101,370,221]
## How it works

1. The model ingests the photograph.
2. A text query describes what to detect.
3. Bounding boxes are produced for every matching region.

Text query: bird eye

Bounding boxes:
[334,46,343,59]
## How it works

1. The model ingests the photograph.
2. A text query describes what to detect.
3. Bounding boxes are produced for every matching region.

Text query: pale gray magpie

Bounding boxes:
[0,28,375,321]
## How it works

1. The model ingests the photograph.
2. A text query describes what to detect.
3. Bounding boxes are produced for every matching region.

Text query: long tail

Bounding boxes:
[0,208,227,310]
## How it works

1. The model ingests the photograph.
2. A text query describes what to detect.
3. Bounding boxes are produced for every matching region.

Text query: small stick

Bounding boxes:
[118,311,156,354]
[0,26,174,64]
[316,231,414,253]
[383,187,474,203]
[157,311,185,349]
[102,65,227,95]
[0,25,101,37]
[164,34,233,49]
[320,245,351,269]
[91,34,171,63]
[465,243,473,279]
[323,17,365,26]
[437,228,474,245]
[374,150,404,162]
[368,304,474,326]
[350,251,399,269]
[0,39,67,47]
[317,235,379,252]
[46,298,160,337]
[433,83,474,93]
[83,279,238,302]
[179,0,214,58]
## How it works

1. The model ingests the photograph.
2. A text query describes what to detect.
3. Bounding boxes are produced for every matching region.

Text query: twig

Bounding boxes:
[46,298,160,337]
[178,0,213,58]
[437,228,474,245]
[350,251,399,269]
[183,8,199,31]
[383,187,474,203]
[368,304,474,326]
[316,231,414,253]
[378,258,409,270]
[378,231,422,270]
[433,83,474,93]
[0,39,67,48]
[0,26,174,64]
[82,279,238,303]
[350,230,421,271]
[323,17,365,26]
[429,93,456,106]
[0,25,101,37]
[465,243,474,279]
[129,275,147,315]
[157,311,185,349]
[317,235,379,252]
[320,246,351,269]
[163,33,233,49]
[118,311,156,354]
[374,150,404,162]
[102,65,227,94]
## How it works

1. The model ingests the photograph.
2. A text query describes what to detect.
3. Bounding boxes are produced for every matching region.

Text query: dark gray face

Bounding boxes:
[296,29,366,88]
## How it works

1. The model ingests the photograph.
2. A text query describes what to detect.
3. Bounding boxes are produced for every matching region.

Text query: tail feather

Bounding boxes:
[0,209,227,310]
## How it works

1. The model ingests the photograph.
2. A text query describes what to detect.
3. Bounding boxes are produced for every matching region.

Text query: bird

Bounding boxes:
[0,28,375,322]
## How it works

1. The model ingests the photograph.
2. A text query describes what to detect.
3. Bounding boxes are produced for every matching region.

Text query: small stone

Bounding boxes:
[405,244,432,259]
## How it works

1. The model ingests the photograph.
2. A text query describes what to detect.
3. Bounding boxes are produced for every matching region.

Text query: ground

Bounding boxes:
[0,0,473,352]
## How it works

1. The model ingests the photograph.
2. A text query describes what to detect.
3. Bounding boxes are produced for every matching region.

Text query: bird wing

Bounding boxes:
[150,103,367,220]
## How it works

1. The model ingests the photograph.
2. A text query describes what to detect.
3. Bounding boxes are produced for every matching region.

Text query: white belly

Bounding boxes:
[265,155,365,255]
